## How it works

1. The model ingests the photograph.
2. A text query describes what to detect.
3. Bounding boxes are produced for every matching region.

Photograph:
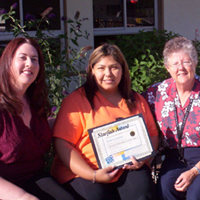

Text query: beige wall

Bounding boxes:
[65,0,94,50]
[163,0,200,40]
[65,0,94,92]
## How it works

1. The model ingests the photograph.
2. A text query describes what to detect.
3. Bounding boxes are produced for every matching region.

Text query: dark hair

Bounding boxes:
[163,36,198,65]
[83,43,136,113]
[0,37,50,117]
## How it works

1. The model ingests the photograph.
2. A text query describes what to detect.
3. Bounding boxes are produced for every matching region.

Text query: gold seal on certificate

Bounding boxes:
[88,113,155,169]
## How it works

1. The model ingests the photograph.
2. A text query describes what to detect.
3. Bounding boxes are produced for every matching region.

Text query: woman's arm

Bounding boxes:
[0,177,38,200]
[174,160,200,192]
[54,137,119,183]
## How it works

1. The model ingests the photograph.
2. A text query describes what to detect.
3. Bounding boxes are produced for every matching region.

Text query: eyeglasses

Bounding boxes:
[168,61,192,68]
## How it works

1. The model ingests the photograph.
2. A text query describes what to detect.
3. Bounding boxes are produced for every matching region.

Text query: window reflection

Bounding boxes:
[127,0,154,27]
[93,0,123,28]
[93,0,154,28]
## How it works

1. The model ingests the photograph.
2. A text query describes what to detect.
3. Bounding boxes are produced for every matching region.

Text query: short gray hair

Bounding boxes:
[163,37,198,65]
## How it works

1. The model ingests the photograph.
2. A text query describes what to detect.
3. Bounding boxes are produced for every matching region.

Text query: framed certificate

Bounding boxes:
[88,113,155,169]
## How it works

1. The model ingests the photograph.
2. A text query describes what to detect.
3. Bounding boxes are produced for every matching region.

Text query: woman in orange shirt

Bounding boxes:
[51,44,159,200]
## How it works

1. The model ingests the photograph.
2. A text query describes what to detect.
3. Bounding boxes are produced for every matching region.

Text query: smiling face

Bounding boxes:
[165,51,196,88]
[10,43,39,92]
[92,55,122,95]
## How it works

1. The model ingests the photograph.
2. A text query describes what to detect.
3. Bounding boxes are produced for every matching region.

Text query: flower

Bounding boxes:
[80,52,85,58]
[81,45,93,52]
[11,3,17,9]
[48,13,56,19]
[61,16,67,21]
[0,9,7,15]
[41,7,53,19]
[25,13,36,21]
[51,106,57,112]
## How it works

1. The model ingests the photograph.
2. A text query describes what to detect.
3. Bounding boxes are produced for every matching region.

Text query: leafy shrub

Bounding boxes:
[108,29,200,93]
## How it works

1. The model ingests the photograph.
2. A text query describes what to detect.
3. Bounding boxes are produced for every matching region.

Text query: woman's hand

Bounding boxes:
[95,166,119,183]
[0,177,39,200]
[122,156,145,170]
[15,192,39,200]
[174,168,198,192]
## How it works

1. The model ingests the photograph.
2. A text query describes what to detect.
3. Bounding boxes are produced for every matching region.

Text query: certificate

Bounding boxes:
[88,113,155,169]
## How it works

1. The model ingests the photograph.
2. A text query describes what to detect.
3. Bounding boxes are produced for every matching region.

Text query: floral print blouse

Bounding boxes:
[142,75,200,149]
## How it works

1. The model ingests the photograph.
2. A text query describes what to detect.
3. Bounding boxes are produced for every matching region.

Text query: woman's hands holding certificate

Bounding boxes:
[95,166,119,183]
[122,156,146,170]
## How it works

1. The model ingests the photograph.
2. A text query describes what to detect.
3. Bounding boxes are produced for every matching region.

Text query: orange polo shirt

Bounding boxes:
[51,87,158,184]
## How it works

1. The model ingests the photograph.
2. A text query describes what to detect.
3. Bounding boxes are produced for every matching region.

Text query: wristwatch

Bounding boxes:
[194,166,200,175]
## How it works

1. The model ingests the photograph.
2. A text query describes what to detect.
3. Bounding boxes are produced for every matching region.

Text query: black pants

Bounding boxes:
[157,148,200,200]
[63,164,157,200]
[21,171,76,200]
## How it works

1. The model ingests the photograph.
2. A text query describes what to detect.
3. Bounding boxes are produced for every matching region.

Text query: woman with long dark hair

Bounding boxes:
[51,44,159,200]
[0,37,75,200]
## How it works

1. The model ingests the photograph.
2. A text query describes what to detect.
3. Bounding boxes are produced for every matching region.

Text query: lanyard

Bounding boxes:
[174,99,193,164]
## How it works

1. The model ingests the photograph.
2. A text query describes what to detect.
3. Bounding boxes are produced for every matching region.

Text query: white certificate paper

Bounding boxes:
[88,114,155,169]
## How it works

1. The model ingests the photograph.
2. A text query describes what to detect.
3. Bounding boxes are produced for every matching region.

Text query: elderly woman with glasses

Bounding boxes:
[142,37,200,200]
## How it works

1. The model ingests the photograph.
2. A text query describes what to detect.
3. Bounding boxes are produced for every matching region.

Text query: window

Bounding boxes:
[93,0,157,36]
[0,0,64,41]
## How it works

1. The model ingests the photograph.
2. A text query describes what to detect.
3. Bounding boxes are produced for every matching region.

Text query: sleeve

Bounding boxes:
[136,93,158,137]
[52,93,84,145]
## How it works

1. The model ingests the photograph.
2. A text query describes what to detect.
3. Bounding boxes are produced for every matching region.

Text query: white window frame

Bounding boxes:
[93,0,158,36]
[0,0,64,41]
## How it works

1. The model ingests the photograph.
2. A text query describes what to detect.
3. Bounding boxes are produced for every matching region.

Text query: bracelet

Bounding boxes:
[92,170,96,183]
[194,166,200,175]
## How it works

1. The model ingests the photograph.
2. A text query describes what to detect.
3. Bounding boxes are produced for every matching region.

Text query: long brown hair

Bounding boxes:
[83,43,136,113]
[0,37,50,117]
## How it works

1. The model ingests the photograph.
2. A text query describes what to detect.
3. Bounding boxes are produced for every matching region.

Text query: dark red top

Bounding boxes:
[0,109,52,186]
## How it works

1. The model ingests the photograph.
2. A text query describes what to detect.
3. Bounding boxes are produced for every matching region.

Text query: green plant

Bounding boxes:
[193,28,200,74]
[108,29,181,93]
[0,3,92,116]
[109,29,200,93]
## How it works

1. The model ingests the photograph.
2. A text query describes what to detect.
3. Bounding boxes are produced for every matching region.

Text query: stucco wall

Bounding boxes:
[65,0,94,92]
[66,0,94,50]
[163,0,200,40]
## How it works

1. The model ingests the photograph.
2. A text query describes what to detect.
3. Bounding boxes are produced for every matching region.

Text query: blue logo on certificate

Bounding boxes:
[105,155,114,164]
